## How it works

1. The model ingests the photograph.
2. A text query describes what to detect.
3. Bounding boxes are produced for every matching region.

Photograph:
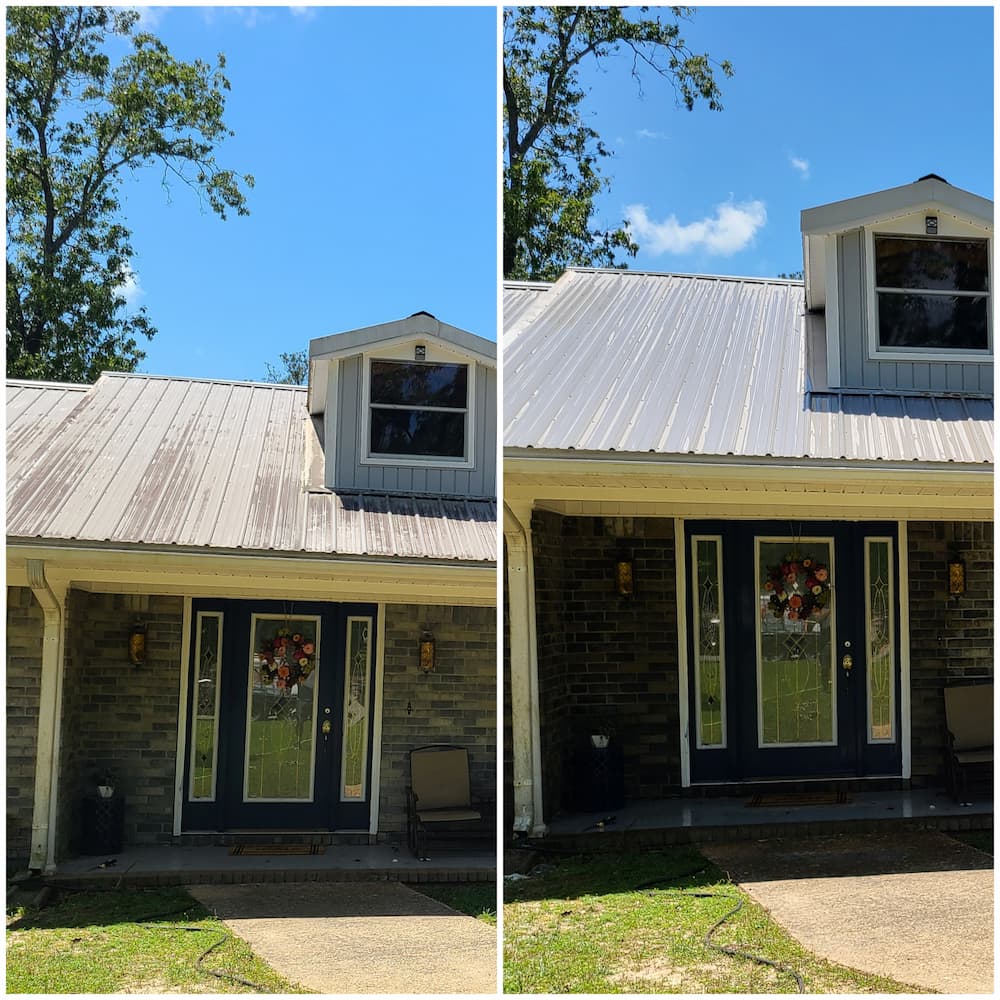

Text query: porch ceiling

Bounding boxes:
[505,454,994,521]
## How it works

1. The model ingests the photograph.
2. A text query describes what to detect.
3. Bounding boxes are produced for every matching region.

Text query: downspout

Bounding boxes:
[26,559,66,873]
[503,503,547,837]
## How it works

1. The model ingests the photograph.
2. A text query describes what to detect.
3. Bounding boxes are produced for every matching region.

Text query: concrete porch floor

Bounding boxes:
[533,786,992,852]
[48,840,497,888]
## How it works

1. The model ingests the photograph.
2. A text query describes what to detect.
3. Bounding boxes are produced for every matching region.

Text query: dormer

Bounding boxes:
[802,175,993,395]
[307,313,497,498]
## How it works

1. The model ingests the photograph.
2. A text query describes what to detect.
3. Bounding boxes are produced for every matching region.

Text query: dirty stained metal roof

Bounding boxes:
[503,269,993,465]
[7,375,496,562]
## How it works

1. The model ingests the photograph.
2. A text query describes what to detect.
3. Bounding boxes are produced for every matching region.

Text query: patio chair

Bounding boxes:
[943,683,993,802]
[406,744,484,860]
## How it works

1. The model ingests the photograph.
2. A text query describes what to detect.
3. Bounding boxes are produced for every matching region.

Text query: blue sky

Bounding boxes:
[113,6,497,380]
[574,5,994,278]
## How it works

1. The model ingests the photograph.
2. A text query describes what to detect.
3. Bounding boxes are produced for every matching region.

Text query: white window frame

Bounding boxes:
[864,220,993,363]
[360,353,475,470]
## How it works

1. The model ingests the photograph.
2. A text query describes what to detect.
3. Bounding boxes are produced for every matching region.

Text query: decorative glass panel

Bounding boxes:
[757,540,835,746]
[866,539,895,742]
[244,616,321,801]
[341,618,372,800]
[692,537,725,748]
[190,613,222,800]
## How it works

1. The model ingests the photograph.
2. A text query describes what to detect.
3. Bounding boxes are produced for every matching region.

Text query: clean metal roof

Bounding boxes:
[7,375,496,562]
[503,269,993,465]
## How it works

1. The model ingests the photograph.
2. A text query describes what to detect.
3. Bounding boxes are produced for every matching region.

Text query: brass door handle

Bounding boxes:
[842,654,854,671]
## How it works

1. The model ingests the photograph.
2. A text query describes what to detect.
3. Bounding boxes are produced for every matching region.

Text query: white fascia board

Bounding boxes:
[6,544,497,607]
[309,316,495,366]
[504,453,994,515]
[307,357,329,416]
[801,179,992,237]
[803,234,826,310]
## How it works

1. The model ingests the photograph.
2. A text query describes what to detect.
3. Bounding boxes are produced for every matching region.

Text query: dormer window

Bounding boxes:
[874,235,990,352]
[368,359,470,462]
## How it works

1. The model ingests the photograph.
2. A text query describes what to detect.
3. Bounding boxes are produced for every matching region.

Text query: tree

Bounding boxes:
[263,350,308,386]
[6,6,253,382]
[504,6,733,281]
[778,270,804,280]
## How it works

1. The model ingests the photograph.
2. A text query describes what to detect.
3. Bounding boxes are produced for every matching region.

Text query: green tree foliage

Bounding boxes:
[6,6,253,382]
[504,6,733,281]
[263,350,309,386]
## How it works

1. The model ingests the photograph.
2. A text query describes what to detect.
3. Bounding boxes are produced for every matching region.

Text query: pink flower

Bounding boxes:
[303,642,314,655]
[815,568,828,582]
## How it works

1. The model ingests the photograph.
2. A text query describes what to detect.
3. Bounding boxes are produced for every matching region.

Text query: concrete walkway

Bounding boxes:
[702,830,993,994]
[189,881,496,994]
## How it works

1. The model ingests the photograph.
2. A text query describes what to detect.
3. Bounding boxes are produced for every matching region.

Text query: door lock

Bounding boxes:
[842,654,854,672]
[321,719,332,738]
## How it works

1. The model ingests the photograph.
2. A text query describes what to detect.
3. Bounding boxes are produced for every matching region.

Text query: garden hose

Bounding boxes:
[508,847,806,993]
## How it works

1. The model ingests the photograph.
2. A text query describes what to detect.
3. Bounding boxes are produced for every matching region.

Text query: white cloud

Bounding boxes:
[789,155,810,179]
[117,266,144,308]
[289,6,317,20]
[637,128,668,140]
[625,199,767,256]
[135,7,166,30]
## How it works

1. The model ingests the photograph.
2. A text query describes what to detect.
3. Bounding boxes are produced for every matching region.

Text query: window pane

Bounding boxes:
[875,237,988,292]
[245,617,320,801]
[342,618,372,800]
[370,408,465,457]
[877,293,989,349]
[866,540,894,743]
[190,613,222,800]
[370,362,467,408]
[758,541,834,745]
[693,537,725,748]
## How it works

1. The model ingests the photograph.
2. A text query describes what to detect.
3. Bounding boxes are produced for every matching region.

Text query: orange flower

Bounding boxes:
[789,594,803,609]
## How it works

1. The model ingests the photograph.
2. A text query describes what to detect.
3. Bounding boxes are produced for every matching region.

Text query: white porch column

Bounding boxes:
[26,560,67,873]
[503,502,547,836]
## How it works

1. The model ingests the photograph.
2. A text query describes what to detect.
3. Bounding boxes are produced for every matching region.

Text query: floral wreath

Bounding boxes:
[257,626,316,691]
[764,554,831,621]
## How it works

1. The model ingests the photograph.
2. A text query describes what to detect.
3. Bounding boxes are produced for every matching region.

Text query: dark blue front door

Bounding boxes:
[182,599,377,832]
[686,521,902,783]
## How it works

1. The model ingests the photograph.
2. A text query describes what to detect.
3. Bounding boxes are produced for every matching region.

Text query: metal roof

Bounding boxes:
[7,375,496,562]
[502,282,551,341]
[503,269,993,465]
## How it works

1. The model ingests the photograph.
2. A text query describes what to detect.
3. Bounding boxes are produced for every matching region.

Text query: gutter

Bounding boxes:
[26,560,66,873]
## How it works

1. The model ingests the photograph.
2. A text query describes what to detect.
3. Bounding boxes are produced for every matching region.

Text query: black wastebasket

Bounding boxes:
[80,795,125,854]
[570,743,625,812]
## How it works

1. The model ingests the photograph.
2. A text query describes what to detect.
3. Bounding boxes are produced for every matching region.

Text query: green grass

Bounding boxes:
[411,882,497,925]
[6,887,310,994]
[504,848,923,994]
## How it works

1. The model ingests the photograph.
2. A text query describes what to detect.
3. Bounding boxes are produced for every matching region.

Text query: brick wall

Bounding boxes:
[377,604,496,839]
[7,587,44,864]
[59,592,184,853]
[907,521,993,784]
[530,514,681,814]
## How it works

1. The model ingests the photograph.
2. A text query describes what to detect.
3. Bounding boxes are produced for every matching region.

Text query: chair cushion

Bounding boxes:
[945,684,994,751]
[417,807,482,823]
[410,747,472,810]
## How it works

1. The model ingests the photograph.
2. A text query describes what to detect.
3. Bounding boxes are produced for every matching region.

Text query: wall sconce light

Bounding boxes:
[419,631,435,673]
[128,623,147,666]
[948,557,966,599]
[615,556,635,598]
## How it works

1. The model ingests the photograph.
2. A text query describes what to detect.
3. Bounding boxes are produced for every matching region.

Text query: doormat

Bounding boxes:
[747,790,850,808]
[229,843,326,856]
